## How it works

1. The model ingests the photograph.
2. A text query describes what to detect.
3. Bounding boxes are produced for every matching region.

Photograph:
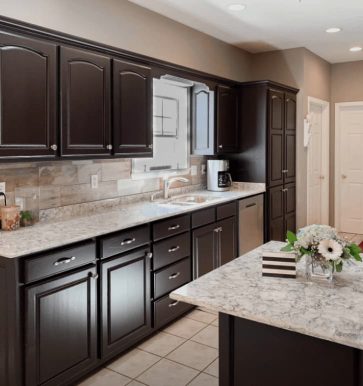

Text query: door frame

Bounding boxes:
[307,96,330,225]
[334,101,363,230]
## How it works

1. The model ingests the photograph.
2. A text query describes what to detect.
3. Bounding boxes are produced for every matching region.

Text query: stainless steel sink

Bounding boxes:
[156,194,220,206]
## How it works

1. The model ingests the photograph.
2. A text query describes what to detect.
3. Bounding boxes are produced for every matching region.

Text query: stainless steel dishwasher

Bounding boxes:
[238,194,264,255]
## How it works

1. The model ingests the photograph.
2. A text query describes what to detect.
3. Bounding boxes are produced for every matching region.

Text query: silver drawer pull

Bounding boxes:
[121,237,136,246]
[168,301,179,308]
[54,256,76,266]
[282,169,288,173]
[246,203,257,208]
[168,272,181,280]
[168,224,180,231]
[168,246,180,253]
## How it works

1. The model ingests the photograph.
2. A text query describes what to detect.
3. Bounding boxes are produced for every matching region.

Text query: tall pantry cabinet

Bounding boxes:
[226,81,298,242]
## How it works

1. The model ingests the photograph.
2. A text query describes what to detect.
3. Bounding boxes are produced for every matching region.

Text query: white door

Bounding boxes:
[307,98,329,225]
[336,102,363,234]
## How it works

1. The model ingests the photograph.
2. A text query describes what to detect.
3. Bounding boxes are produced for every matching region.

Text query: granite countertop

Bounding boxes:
[171,241,363,351]
[0,184,265,258]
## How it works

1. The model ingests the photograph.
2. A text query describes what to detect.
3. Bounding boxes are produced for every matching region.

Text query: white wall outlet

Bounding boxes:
[91,175,99,189]
[0,182,5,194]
[201,164,206,175]
[190,165,198,176]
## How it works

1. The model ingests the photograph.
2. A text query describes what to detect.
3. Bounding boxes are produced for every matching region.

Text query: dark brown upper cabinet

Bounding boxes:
[113,59,153,156]
[215,84,239,154]
[60,46,111,156]
[268,89,285,187]
[0,32,57,158]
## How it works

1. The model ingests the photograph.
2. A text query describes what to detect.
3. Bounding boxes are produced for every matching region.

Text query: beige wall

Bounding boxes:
[0,0,251,81]
[330,61,363,224]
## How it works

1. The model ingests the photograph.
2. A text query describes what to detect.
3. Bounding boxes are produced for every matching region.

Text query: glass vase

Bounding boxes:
[305,254,333,282]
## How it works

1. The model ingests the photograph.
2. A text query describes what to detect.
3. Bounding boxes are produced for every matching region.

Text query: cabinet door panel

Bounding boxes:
[218,216,237,266]
[284,182,296,234]
[285,94,297,184]
[268,90,284,187]
[61,46,111,156]
[268,185,285,241]
[0,32,57,158]
[216,84,239,153]
[192,223,217,278]
[101,247,151,359]
[113,59,152,156]
[25,267,97,386]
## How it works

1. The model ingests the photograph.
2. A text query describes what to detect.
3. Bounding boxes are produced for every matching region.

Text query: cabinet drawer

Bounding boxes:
[153,232,190,270]
[217,201,236,220]
[100,224,150,259]
[153,215,190,241]
[24,240,96,283]
[153,257,191,299]
[192,207,215,228]
[153,294,193,329]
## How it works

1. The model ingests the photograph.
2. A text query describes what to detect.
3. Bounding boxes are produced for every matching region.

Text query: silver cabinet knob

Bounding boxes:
[319,175,325,180]
[106,144,113,150]
[50,144,57,151]
[145,252,153,259]
[147,144,153,149]
[88,272,99,280]
[342,174,347,179]
[282,170,288,174]
[218,144,223,149]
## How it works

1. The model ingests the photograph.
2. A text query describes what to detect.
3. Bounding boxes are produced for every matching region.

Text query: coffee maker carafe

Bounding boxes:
[207,160,232,192]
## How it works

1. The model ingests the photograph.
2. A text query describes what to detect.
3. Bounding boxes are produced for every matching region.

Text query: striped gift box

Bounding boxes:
[262,251,296,278]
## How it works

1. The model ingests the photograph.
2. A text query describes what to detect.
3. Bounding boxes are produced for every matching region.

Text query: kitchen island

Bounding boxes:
[170,241,363,386]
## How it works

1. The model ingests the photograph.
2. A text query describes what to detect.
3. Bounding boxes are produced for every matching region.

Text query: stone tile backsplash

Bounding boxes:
[0,156,207,221]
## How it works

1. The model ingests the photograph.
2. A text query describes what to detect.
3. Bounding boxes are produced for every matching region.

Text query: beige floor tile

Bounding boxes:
[197,307,218,315]
[137,358,198,386]
[191,325,219,349]
[77,368,131,386]
[186,309,217,324]
[164,317,207,339]
[188,372,219,386]
[204,358,219,377]
[107,348,160,378]
[339,232,356,241]
[138,331,185,357]
[166,340,218,371]
[351,234,363,245]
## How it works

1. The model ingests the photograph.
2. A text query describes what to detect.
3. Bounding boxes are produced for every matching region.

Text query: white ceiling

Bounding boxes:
[129,0,363,63]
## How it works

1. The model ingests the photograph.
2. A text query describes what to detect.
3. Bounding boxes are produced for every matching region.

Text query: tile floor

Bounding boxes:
[78,308,219,386]
[339,233,363,245]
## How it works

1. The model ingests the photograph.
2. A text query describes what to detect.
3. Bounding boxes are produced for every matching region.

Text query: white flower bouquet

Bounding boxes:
[281,225,362,273]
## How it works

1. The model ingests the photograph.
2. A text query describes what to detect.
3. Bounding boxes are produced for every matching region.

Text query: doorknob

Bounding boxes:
[342,174,347,179]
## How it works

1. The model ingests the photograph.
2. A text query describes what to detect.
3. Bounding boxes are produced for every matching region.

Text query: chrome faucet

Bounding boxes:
[163,176,190,199]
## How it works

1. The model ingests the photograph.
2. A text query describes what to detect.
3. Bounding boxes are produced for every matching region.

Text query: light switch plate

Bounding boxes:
[91,175,99,189]
[0,182,5,194]
[191,165,198,176]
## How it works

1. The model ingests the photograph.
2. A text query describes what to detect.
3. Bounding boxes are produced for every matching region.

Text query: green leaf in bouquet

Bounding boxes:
[286,230,297,244]
[348,243,362,262]
[281,244,293,252]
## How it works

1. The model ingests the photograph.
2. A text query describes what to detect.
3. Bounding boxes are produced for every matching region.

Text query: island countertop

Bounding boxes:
[0,184,265,258]
[170,241,363,351]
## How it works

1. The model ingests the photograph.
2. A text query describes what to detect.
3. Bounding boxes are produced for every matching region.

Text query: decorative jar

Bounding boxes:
[1,205,21,231]
[15,187,39,227]
[305,254,333,282]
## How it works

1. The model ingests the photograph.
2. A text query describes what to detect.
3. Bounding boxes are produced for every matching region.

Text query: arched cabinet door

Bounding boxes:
[113,59,152,156]
[60,46,111,156]
[0,32,57,158]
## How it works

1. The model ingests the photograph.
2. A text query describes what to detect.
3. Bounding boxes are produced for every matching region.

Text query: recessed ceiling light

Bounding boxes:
[350,46,362,52]
[227,3,246,11]
[326,27,341,33]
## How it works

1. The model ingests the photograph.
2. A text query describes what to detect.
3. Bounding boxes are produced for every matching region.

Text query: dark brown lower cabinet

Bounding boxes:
[193,217,237,278]
[101,247,152,360]
[25,266,98,386]
[219,216,237,266]
[268,183,296,241]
